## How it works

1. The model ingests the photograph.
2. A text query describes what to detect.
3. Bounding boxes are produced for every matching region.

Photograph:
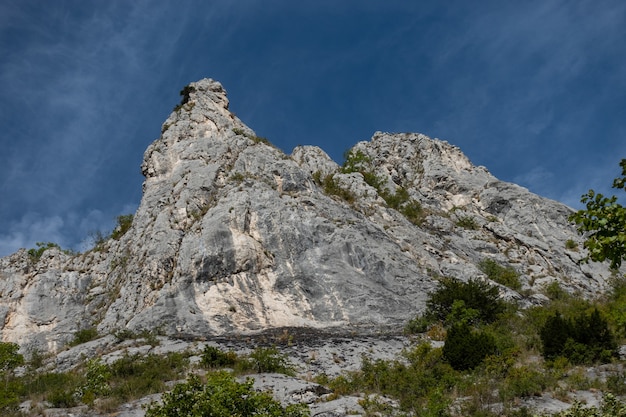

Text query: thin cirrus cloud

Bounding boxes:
[0,1,624,257]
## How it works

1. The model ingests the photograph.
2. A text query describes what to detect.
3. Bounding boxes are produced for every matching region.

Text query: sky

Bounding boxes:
[0,0,625,257]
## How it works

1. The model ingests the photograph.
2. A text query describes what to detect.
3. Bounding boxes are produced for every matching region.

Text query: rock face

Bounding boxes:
[0,78,620,353]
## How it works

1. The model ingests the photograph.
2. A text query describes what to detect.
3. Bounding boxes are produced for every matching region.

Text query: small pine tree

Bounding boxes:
[540,312,574,360]
[443,322,497,371]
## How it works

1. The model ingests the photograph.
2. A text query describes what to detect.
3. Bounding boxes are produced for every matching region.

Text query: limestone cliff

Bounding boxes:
[0,78,619,353]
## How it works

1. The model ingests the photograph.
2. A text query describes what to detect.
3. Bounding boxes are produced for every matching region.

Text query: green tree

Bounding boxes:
[442,321,497,371]
[0,342,23,381]
[427,277,505,326]
[540,309,616,364]
[569,159,626,269]
[0,341,24,408]
[539,312,574,361]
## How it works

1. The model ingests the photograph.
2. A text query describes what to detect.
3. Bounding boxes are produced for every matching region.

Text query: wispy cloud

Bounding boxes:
[0,213,65,256]
[0,1,624,256]
[0,2,198,255]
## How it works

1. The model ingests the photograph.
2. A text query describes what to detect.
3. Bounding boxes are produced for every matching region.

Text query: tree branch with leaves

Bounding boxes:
[569,159,626,269]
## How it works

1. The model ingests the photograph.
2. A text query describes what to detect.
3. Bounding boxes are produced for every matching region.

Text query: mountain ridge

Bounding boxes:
[0,78,618,354]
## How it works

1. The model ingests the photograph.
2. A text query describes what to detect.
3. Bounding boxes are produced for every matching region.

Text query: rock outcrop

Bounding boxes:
[0,78,620,354]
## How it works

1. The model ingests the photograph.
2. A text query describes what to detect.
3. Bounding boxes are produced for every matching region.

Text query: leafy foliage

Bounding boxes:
[569,158,626,269]
[200,345,237,369]
[106,352,189,403]
[340,149,425,225]
[379,185,425,225]
[500,365,549,401]
[0,342,23,377]
[442,322,497,370]
[110,214,134,240]
[69,327,99,346]
[341,149,379,185]
[540,308,616,364]
[550,393,626,417]
[0,342,24,411]
[145,372,309,417]
[427,277,505,326]
[312,171,356,204]
[322,343,457,414]
[456,215,479,230]
[27,241,68,262]
[174,84,196,111]
[242,346,296,375]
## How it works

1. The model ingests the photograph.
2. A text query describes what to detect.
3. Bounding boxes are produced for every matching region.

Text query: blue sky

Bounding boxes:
[0,0,625,257]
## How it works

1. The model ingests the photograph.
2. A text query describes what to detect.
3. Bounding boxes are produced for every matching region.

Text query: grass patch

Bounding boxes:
[68,328,99,346]
[479,258,522,290]
[312,171,356,204]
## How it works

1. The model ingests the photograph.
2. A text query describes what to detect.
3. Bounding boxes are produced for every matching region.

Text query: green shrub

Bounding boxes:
[501,366,549,400]
[341,149,384,193]
[442,322,497,371]
[381,186,409,209]
[113,328,137,342]
[565,239,579,250]
[404,313,433,334]
[544,281,569,301]
[69,328,99,346]
[427,277,505,326]
[240,346,295,375]
[549,393,626,417]
[606,373,626,395]
[0,381,22,412]
[342,149,374,175]
[76,359,111,402]
[0,342,24,378]
[456,216,479,230]
[174,85,196,111]
[145,372,309,417]
[540,309,616,364]
[316,342,460,414]
[447,299,482,326]
[341,150,426,225]
[380,186,425,225]
[22,371,81,397]
[478,259,521,290]
[200,345,237,369]
[110,214,133,240]
[399,199,425,225]
[312,171,356,204]
[47,388,79,408]
[603,275,626,339]
[107,352,189,403]
[27,242,64,262]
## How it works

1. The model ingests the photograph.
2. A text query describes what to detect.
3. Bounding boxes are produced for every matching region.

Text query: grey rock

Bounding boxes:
[0,78,622,355]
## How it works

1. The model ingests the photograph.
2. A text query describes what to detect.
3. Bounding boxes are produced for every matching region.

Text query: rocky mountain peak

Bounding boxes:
[0,78,620,354]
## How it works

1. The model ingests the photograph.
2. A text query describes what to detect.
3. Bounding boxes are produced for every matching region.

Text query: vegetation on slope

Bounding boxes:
[0,341,304,416]
[321,276,626,416]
